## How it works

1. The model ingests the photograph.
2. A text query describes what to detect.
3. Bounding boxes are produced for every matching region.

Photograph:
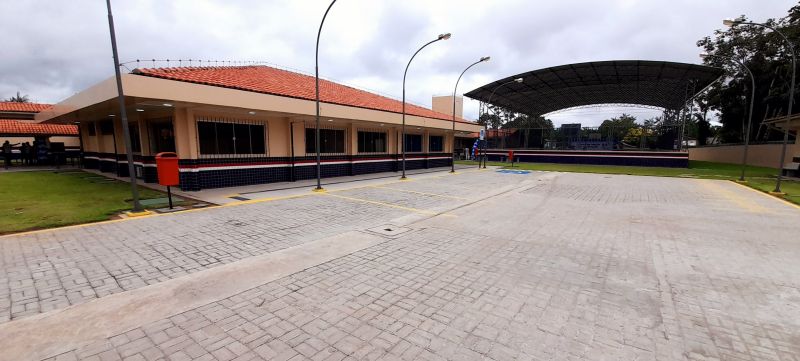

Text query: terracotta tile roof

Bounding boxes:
[0,119,78,136]
[0,102,53,113]
[133,66,475,124]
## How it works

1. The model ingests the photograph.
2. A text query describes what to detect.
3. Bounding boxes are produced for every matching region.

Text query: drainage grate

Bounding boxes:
[366,225,413,238]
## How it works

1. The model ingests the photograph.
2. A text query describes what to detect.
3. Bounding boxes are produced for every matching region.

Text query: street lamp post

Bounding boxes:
[105,0,142,213]
[451,56,490,173]
[701,53,756,181]
[725,19,795,193]
[482,77,524,168]
[313,0,337,192]
[401,33,451,179]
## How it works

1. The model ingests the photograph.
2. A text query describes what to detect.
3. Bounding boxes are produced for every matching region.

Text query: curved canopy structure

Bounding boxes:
[464,60,724,116]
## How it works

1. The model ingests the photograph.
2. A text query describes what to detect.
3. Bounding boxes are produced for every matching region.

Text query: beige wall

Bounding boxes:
[432,95,462,119]
[688,142,799,168]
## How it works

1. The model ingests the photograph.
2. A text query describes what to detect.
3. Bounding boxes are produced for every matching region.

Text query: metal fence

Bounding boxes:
[484,124,684,151]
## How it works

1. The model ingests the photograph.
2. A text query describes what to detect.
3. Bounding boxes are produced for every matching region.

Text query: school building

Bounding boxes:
[37,65,482,190]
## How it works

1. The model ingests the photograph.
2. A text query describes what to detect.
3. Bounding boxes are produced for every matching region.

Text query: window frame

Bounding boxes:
[403,133,423,153]
[128,123,142,153]
[357,130,387,154]
[305,127,347,155]
[196,117,268,158]
[428,135,444,153]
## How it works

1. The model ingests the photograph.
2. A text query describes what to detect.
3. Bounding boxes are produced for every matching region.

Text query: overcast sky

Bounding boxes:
[0,0,794,126]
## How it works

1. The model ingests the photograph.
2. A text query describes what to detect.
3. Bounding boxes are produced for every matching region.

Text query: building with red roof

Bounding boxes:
[38,65,482,190]
[0,101,53,120]
[1,102,79,166]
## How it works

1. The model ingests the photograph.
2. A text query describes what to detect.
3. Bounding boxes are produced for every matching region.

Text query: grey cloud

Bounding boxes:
[1,0,793,125]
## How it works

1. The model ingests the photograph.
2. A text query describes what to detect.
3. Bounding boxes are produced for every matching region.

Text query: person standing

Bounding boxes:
[3,140,16,169]
[20,142,31,165]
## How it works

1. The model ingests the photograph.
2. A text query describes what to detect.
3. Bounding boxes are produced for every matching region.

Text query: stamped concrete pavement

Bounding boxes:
[1,170,799,360]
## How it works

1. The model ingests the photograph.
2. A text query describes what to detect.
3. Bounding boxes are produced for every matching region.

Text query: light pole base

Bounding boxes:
[735,179,748,183]
[399,176,410,181]
[312,187,326,193]
[769,191,786,196]
[125,209,153,217]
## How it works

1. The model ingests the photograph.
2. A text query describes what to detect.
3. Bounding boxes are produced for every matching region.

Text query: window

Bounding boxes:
[197,120,266,155]
[306,128,346,154]
[149,119,176,153]
[404,134,422,153]
[358,131,386,153]
[129,124,141,153]
[87,122,96,136]
[429,135,444,152]
[99,120,114,135]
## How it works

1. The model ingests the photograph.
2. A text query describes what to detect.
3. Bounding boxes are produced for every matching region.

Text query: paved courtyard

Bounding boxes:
[1,169,799,360]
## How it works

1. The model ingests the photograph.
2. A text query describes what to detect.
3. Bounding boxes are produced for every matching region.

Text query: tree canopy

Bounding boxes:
[696,4,800,143]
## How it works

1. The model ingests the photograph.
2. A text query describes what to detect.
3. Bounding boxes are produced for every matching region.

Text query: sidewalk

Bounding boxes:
[84,164,485,205]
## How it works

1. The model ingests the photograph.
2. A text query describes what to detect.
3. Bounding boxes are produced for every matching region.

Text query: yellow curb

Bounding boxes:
[125,210,153,217]
[728,180,800,210]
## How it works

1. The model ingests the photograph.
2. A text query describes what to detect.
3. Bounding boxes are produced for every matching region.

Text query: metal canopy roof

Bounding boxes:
[464,60,724,116]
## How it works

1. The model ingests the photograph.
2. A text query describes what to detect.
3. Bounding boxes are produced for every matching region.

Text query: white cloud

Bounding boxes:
[0,0,794,126]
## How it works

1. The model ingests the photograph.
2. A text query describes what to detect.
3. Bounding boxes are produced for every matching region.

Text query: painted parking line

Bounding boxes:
[696,179,774,214]
[371,186,470,201]
[322,192,439,215]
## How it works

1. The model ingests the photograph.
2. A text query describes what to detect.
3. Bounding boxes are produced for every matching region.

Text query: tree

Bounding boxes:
[477,112,502,129]
[599,113,637,141]
[502,114,554,129]
[478,104,514,129]
[5,91,30,103]
[696,4,800,143]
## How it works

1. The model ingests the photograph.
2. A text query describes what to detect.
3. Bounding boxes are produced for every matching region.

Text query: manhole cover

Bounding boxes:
[366,225,413,238]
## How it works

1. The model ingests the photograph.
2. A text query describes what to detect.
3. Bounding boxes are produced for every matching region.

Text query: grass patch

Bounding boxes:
[0,170,168,234]
[458,160,800,205]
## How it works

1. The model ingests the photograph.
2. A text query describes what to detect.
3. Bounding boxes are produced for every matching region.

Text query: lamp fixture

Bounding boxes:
[722,19,738,27]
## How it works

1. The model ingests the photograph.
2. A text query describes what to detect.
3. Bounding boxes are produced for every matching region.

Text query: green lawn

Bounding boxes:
[458,160,800,205]
[0,170,169,234]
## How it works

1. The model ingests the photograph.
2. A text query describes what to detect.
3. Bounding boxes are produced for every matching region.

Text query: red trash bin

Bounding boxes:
[155,152,180,209]
[155,152,180,186]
